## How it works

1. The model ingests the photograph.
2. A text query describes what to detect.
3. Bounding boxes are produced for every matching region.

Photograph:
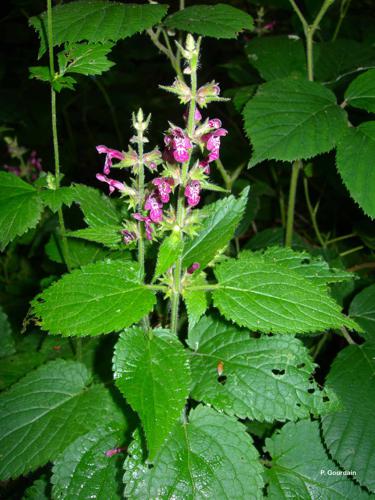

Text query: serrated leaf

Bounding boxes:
[32,260,155,336]
[113,328,190,460]
[52,424,126,500]
[183,273,208,330]
[73,184,121,227]
[265,420,369,499]
[182,187,248,269]
[123,405,264,499]
[23,475,50,499]
[188,316,337,422]
[245,226,308,250]
[246,35,306,81]
[0,360,125,480]
[40,187,75,213]
[247,246,354,286]
[58,42,115,76]
[30,1,168,56]
[244,78,348,166]
[322,344,375,492]
[0,306,15,358]
[52,75,77,92]
[153,232,183,280]
[349,284,375,342]
[336,121,375,218]
[164,4,253,39]
[45,236,111,268]
[0,172,43,251]
[345,69,375,113]
[29,66,50,83]
[68,226,124,248]
[212,257,359,334]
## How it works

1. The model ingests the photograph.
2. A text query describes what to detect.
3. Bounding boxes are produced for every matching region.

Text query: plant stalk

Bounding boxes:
[170,47,198,335]
[285,160,301,247]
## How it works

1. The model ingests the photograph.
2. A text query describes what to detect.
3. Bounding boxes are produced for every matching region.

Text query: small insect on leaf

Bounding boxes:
[104,447,126,458]
[217,361,224,377]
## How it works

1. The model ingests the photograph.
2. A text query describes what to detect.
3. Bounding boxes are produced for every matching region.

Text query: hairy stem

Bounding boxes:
[332,0,352,41]
[285,160,301,247]
[170,48,198,335]
[303,176,325,247]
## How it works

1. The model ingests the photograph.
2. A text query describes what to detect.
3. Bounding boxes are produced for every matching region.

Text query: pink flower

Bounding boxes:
[264,21,276,31]
[105,447,126,457]
[96,145,124,174]
[133,213,154,240]
[29,151,42,172]
[96,173,126,195]
[4,165,21,176]
[199,160,210,175]
[201,127,228,162]
[143,148,162,171]
[163,127,192,163]
[183,108,202,123]
[121,230,136,245]
[152,177,174,203]
[145,194,163,223]
[187,262,200,274]
[185,181,201,207]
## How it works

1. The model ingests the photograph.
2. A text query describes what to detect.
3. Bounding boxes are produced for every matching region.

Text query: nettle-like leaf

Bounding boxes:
[183,272,208,330]
[265,420,369,499]
[113,328,190,460]
[40,186,75,213]
[0,360,125,480]
[29,1,168,56]
[0,306,15,358]
[322,344,375,492]
[23,475,50,499]
[212,255,358,334]
[244,78,348,166]
[345,69,375,114]
[45,236,112,268]
[73,184,121,227]
[349,284,375,341]
[336,121,375,218]
[153,232,183,280]
[164,4,253,39]
[29,66,51,83]
[0,172,43,251]
[188,316,337,422]
[123,406,264,499]
[182,187,248,269]
[246,35,306,81]
[32,260,155,336]
[52,424,126,500]
[58,42,115,77]
[68,226,124,248]
[249,246,353,286]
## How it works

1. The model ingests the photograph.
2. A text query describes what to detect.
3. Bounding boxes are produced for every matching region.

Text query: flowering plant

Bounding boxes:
[0,1,374,499]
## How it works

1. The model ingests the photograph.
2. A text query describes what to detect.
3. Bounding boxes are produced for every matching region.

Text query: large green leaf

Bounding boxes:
[0,172,43,251]
[322,344,375,492]
[32,260,155,336]
[345,69,375,113]
[265,420,369,499]
[349,284,375,342]
[30,1,168,55]
[58,41,115,76]
[113,328,190,460]
[188,316,337,421]
[246,35,306,81]
[336,121,375,218]
[244,78,348,166]
[0,360,125,480]
[52,424,125,500]
[123,406,264,499]
[153,232,183,279]
[182,188,248,269]
[45,236,111,268]
[73,184,121,227]
[0,306,15,358]
[247,246,353,286]
[212,257,358,334]
[68,226,124,248]
[183,273,208,330]
[164,4,253,39]
[40,186,75,213]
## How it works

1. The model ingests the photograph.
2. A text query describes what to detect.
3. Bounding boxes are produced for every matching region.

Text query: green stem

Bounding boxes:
[285,161,301,247]
[170,47,198,335]
[303,176,325,247]
[47,0,79,357]
[339,245,364,257]
[332,0,352,41]
[215,158,232,191]
[340,326,356,345]
[161,30,184,81]
[326,232,356,245]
